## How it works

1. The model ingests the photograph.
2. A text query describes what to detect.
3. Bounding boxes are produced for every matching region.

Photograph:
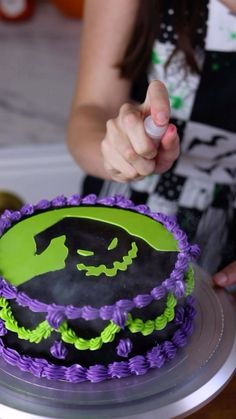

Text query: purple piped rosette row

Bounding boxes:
[0,297,196,383]
[0,194,200,330]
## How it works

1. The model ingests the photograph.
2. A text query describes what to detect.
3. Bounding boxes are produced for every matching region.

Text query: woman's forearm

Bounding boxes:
[67,104,113,180]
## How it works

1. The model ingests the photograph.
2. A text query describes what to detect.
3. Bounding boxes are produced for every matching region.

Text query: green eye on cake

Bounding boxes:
[0,194,199,383]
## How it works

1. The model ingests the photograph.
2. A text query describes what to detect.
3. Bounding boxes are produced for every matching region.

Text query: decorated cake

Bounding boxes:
[0,194,199,383]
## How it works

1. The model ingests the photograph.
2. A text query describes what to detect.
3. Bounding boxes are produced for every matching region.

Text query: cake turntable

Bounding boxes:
[0,265,235,419]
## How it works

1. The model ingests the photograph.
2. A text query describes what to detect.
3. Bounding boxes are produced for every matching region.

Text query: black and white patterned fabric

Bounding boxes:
[80,0,236,274]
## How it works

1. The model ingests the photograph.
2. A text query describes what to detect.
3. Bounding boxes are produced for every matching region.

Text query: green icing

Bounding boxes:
[0,267,195,351]
[107,237,118,251]
[77,249,94,257]
[230,32,236,40]
[77,242,138,277]
[0,207,179,286]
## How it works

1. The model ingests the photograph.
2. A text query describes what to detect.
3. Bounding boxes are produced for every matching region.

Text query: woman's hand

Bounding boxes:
[101,80,180,182]
[213,261,236,287]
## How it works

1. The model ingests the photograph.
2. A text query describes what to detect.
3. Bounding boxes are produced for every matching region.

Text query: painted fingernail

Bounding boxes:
[168,124,176,133]
[213,272,228,286]
[156,111,169,124]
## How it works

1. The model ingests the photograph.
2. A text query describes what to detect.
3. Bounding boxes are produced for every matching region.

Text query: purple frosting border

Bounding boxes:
[0,296,196,383]
[0,194,200,328]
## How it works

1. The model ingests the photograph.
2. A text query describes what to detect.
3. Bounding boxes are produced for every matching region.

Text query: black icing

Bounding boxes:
[18,217,178,306]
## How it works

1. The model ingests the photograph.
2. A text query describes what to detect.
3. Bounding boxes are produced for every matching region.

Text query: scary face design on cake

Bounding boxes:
[0,206,178,306]
[0,197,197,383]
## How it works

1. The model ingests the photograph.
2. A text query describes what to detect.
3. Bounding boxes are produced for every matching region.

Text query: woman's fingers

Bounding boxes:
[154,124,180,173]
[143,80,170,126]
[101,81,179,182]
[212,261,236,287]
[119,104,157,159]
[102,116,155,181]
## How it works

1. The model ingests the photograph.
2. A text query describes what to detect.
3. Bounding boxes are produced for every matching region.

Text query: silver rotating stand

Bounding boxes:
[0,265,235,419]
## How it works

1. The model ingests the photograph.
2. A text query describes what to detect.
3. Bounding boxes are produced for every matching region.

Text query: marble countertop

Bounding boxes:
[0,0,81,149]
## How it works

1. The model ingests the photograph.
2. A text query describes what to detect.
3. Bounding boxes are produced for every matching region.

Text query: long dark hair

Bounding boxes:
[118,0,207,81]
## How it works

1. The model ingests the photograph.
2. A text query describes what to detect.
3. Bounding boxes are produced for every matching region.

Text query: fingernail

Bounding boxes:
[156,111,169,124]
[168,124,176,133]
[213,272,228,286]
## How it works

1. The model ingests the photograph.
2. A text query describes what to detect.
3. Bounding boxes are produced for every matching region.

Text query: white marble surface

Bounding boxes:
[0,1,85,202]
[0,0,81,147]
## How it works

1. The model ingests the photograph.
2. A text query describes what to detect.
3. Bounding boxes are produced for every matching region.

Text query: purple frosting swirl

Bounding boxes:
[108,361,130,378]
[35,199,51,210]
[21,204,34,216]
[50,341,68,360]
[117,338,133,357]
[112,308,127,328]
[46,306,65,329]
[66,194,82,206]
[146,346,165,368]
[174,306,185,325]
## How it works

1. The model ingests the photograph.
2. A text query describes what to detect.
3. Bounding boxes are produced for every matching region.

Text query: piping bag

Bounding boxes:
[144,115,168,144]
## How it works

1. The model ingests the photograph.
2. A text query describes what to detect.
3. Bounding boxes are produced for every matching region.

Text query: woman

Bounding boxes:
[67,0,236,288]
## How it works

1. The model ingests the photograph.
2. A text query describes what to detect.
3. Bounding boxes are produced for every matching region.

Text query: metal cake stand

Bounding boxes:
[0,265,235,419]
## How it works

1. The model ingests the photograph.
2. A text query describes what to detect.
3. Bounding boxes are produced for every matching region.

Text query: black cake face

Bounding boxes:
[0,196,197,382]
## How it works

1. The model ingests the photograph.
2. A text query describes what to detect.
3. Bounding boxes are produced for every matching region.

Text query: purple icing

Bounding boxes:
[21,204,34,216]
[9,211,22,222]
[161,341,177,360]
[65,305,82,320]
[46,306,65,329]
[99,305,117,321]
[151,285,166,300]
[189,244,201,260]
[0,217,12,232]
[50,341,68,360]
[81,306,100,321]
[0,299,196,383]
[0,278,17,299]
[172,329,187,348]
[66,194,82,206]
[16,292,34,307]
[1,209,12,219]
[18,355,33,372]
[34,199,51,210]
[0,320,7,336]
[30,358,48,378]
[129,356,149,376]
[133,294,153,308]
[174,280,186,298]
[108,361,130,378]
[117,338,133,357]
[65,364,87,383]
[116,299,135,312]
[42,365,67,381]
[174,307,185,325]
[51,195,67,207]
[146,346,165,368]
[86,365,109,383]
[81,194,97,205]
[112,308,128,328]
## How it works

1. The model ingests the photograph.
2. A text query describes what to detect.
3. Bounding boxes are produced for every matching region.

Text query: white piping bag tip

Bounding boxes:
[144,115,168,145]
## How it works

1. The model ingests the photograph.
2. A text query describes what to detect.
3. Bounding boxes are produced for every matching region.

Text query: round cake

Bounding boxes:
[0,194,199,383]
